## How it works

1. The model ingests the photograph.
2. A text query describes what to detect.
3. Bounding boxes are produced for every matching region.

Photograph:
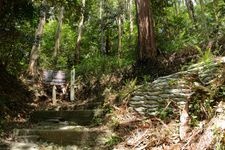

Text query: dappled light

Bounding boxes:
[1,0,225,149]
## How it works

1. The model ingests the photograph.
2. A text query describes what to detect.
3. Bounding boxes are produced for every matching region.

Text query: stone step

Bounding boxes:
[74,102,103,109]
[10,142,38,150]
[15,135,40,142]
[10,142,105,150]
[30,109,103,126]
[13,126,109,147]
[0,143,9,150]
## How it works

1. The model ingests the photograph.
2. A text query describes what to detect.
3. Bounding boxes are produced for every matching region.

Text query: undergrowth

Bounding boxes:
[75,53,134,77]
[105,135,122,148]
[117,78,137,103]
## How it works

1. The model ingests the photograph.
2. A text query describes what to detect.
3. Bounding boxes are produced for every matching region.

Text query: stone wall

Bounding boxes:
[129,57,225,116]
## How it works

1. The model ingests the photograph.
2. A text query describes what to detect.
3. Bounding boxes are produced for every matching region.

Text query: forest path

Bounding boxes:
[9,96,112,149]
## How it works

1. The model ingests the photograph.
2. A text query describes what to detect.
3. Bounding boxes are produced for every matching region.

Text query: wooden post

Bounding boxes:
[70,68,75,101]
[52,85,57,105]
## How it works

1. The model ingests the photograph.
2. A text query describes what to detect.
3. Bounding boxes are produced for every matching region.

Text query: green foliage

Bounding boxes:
[1,0,225,79]
[109,116,120,130]
[156,10,193,52]
[38,0,136,76]
[157,107,173,120]
[40,20,76,70]
[153,1,194,52]
[195,45,214,63]
[217,86,225,97]
[0,0,37,75]
[92,117,103,126]
[75,52,134,77]
[189,97,214,127]
[105,135,122,147]
[153,0,225,54]
[118,78,137,102]
[143,75,152,85]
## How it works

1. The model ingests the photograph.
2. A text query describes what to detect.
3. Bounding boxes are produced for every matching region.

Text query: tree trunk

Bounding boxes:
[129,0,134,33]
[75,0,86,64]
[185,0,195,22]
[128,0,134,42]
[198,0,209,40]
[53,6,64,58]
[128,0,134,50]
[99,0,103,19]
[117,14,122,57]
[199,0,205,12]
[174,0,179,15]
[28,1,46,77]
[100,0,106,54]
[135,0,156,63]
[105,32,110,54]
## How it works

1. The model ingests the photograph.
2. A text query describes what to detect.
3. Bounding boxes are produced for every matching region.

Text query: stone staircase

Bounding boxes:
[29,110,97,125]
[0,143,10,150]
[10,99,111,149]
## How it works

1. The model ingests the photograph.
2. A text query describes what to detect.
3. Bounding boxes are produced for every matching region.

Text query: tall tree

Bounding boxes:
[174,0,179,15]
[199,0,205,12]
[53,6,64,59]
[129,0,134,34]
[100,0,106,54]
[185,0,195,21]
[75,0,86,64]
[28,1,47,77]
[135,0,156,62]
[117,0,124,57]
[117,13,122,57]
[0,0,35,74]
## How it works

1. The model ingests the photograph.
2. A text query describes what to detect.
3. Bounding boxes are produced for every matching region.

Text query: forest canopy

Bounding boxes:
[0,0,225,77]
[2,0,225,149]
